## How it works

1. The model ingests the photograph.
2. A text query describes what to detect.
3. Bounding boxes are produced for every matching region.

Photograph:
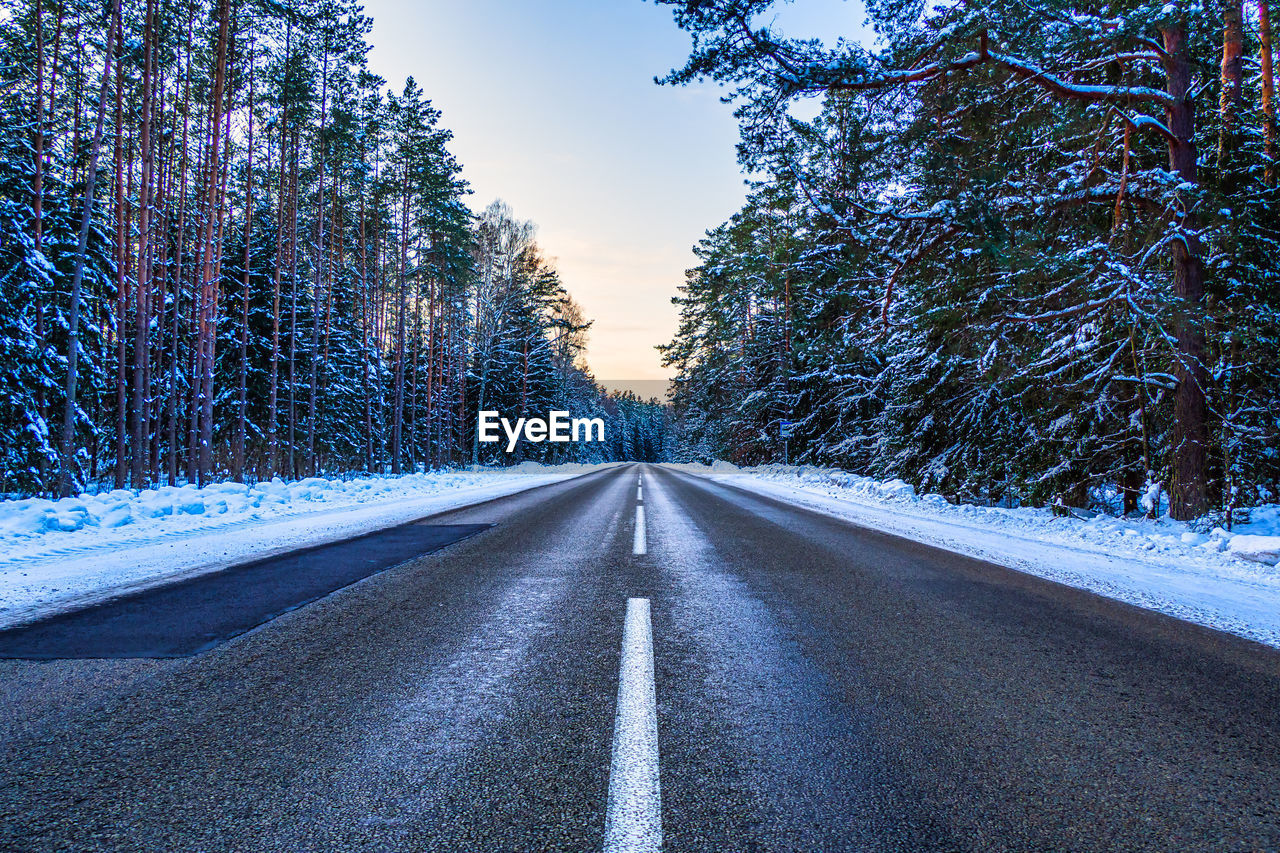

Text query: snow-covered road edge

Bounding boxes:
[666,463,1280,650]
[0,464,616,631]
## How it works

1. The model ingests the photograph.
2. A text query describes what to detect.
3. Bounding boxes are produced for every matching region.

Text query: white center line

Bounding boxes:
[637,484,643,501]
[604,598,661,853]
[632,506,646,556]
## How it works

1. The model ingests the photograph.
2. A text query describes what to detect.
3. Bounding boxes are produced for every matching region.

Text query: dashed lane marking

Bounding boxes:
[632,506,646,556]
[604,598,662,853]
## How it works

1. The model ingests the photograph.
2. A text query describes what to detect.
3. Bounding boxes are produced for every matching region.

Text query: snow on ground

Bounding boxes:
[668,462,1280,649]
[0,463,611,629]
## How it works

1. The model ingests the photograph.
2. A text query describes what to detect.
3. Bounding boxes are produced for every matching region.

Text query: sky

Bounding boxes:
[361,0,870,385]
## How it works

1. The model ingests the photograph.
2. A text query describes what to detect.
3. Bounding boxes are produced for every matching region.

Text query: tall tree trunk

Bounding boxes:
[169,4,196,485]
[30,0,66,488]
[267,23,290,478]
[1162,22,1210,520]
[186,111,207,486]
[130,0,157,489]
[358,194,373,472]
[57,0,119,496]
[149,90,169,482]
[426,267,435,466]
[391,172,409,475]
[287,130,300,478]
[234,42,254,482]
[194,0,231,484]
[31,0,49,485]
[410,263,421,469]
[31,0,45,250]
[1217,0,1244,173]
[202,80,233,482]
[112,43,127,489]
[308,50,329,476]
[1215,0,1248,517]
[1262,0,1277,185]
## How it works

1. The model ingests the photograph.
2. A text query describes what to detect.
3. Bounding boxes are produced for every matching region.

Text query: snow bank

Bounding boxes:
[0,465,610,629]
[668,463,1280,648]
[1228,536,1280,566]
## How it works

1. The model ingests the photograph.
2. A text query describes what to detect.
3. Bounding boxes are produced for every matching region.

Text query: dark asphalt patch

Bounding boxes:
[0,522,493,659]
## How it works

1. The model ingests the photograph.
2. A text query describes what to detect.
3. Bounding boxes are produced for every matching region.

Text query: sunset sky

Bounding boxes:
[362,0,872,384]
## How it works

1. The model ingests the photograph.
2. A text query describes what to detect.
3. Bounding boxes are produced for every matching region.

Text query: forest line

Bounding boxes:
[1,0,669,498]
[656,0,1279,521]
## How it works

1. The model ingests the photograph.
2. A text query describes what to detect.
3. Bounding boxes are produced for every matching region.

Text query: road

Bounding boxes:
[1,463,1278,851]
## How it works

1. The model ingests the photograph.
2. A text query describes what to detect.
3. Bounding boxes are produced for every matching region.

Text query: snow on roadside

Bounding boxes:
[0,463,611,629]
[668,462,1280,649]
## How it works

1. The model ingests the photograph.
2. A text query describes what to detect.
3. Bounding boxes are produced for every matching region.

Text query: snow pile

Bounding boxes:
[670,462,1280,648]
[0,475,479,540]
[0,465,608,628]
[1218,504,1280,565]
[1228,534,1280,565]
[735,463,1280,568]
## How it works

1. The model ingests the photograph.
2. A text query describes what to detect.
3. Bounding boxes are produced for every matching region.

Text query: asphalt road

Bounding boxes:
[0,523,492,658]
[1,463,1278,851]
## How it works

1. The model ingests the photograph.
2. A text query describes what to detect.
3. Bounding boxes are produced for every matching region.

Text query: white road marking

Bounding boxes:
[633,506,646,556]
[637,485,643,501]
[604,598,661,853]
